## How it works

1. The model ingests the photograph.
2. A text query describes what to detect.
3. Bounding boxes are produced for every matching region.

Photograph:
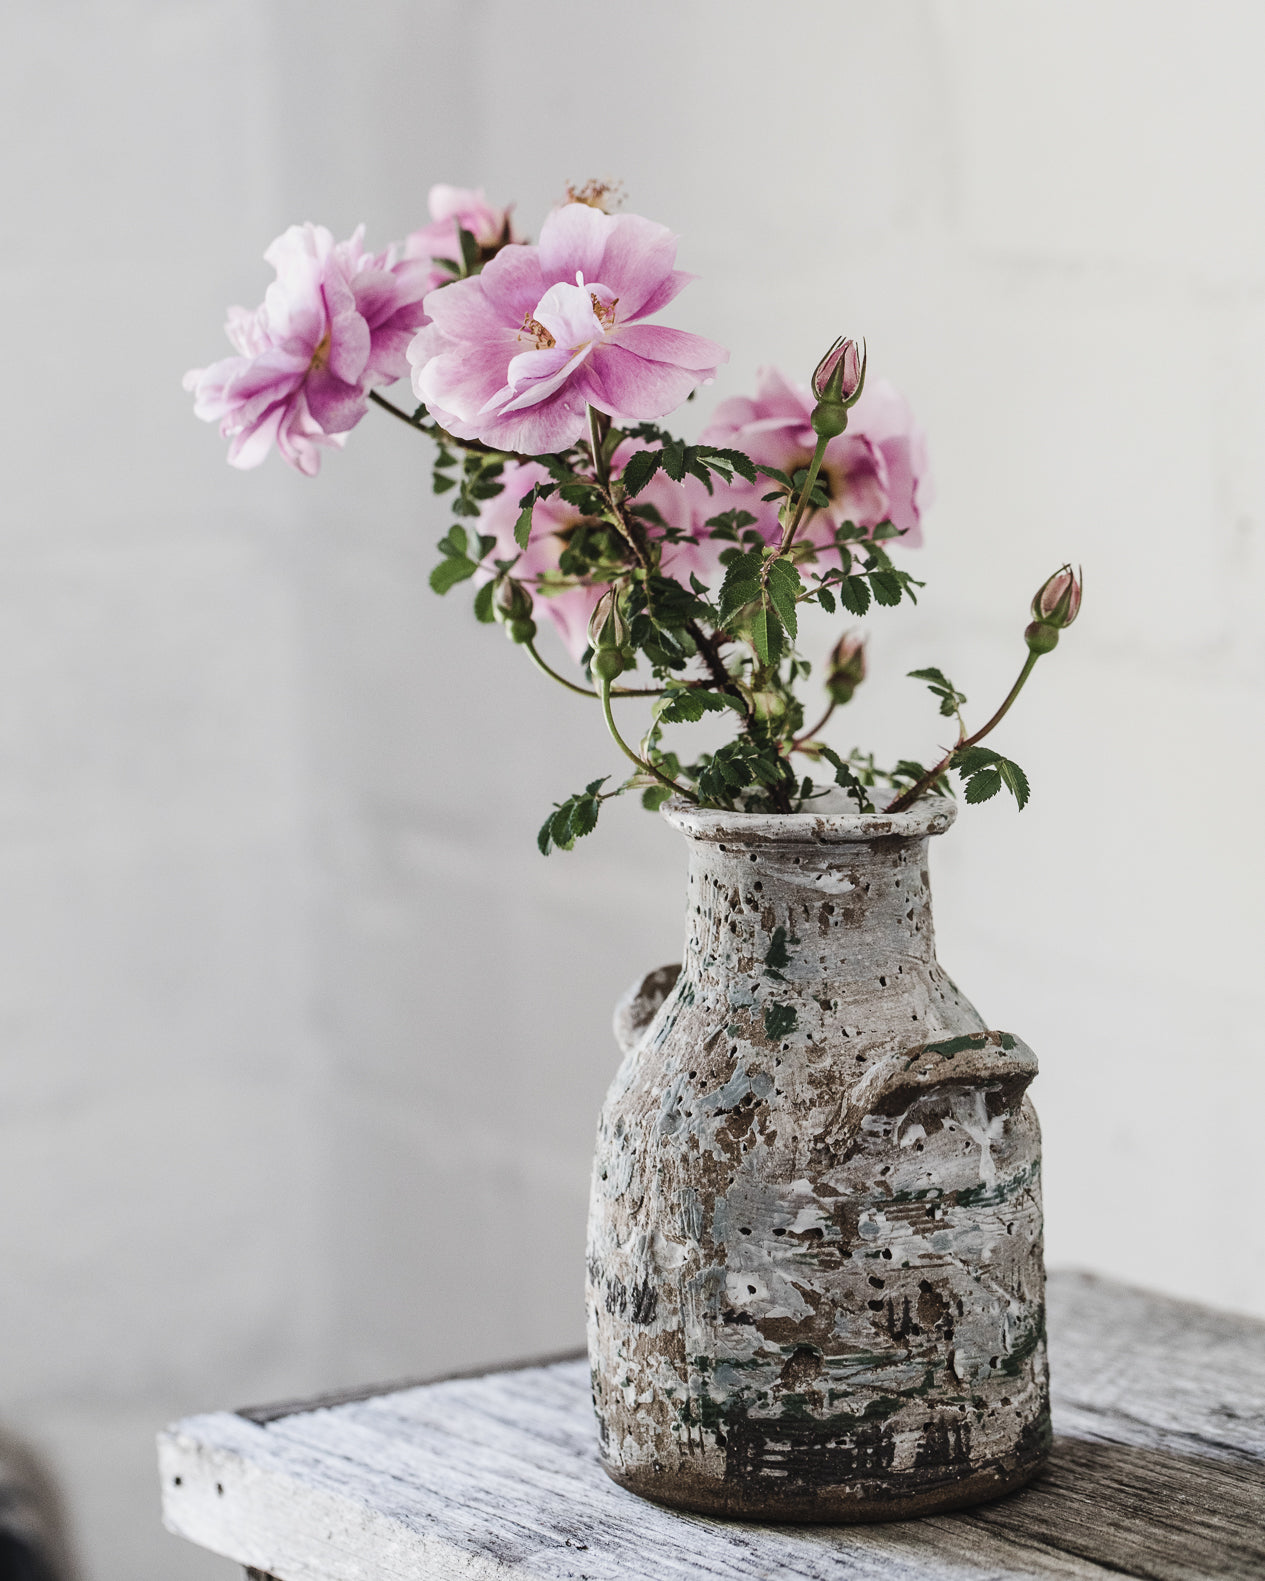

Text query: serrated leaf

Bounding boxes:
[620,450,661,498]
[569,795,600,840]
[817,587,836,614]
[870,571,903,606]
[963,769,1002,804]
[765,558,802,642]
[515,500,534,550]
[473,580,496,623]
[661,440,687,482]
[748,602,781,666]
[839,576,872,617]
[997,757,1031,810]
[953,746,1001,776]
[429,556,477,594]
[433,473,457,494]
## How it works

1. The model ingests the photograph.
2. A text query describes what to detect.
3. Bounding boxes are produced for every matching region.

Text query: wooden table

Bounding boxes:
[159,1271,1265,1581]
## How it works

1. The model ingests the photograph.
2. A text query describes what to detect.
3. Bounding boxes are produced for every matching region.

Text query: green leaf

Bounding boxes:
[748,602,781,667]
[569,794,601,840]
[657,688,730,724]
[641,784,674,811]
[515,501,534,550]
[429,556,477,594]
[765,558,802,643]
[908,666,967,718]
[621,450,662,498]
[870,570,903,607]
[998,756,1031,810]
[661,439,687,482]
[716,548,765,624]
[473,581,496,623]
[817,746,875,811]
[457,224,480,275]
[432,472,457,495]
[963,768,1002,804]
[437,525,469,557]
[817,586,837,614]
[953,745,1001,776]
[839,576,872,617]
[763,1002,798,1040]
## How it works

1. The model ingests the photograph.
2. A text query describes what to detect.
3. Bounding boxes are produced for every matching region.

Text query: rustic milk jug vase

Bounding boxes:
[187,184,1083,1524]
[586,791,1050,1521]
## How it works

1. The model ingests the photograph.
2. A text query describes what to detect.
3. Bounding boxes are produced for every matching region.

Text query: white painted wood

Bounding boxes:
[159,1271,1265,1581]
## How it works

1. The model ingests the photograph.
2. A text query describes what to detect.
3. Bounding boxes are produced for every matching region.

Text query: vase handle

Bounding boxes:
[613,963,682,1057]
[837,1029,1037,1153]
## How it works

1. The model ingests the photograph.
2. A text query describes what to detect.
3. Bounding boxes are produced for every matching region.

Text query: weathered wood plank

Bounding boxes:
[160,1271,1265,1581]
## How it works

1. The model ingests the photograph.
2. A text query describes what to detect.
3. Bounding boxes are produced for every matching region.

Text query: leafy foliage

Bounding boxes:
[909,666,968,720]
[953,746,1030,809]
[537,779,610,854]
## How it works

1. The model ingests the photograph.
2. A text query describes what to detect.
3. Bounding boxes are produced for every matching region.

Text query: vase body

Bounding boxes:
[586,795,1049,1521]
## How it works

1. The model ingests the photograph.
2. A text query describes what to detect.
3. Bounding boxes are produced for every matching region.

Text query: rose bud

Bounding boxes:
[824,632,867,706]
[587,588,629,653]
[1025,564,1082,654]
[811,336,867,440]
[493,576,537,644]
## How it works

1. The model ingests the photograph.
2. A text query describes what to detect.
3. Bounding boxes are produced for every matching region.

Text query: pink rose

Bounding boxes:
[185,223,434,475]
[699,367,929,551]
[405,185,517,263]
[409,203,728,455]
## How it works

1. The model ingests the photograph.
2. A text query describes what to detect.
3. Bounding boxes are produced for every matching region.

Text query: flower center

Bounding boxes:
[520,312,556,350]
[310,328,332,369]
[590,291,618,330]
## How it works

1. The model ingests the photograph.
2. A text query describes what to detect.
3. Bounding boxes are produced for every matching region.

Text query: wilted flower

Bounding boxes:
[184,223,434,475]
[405,185,516,263]
[408,202,727,454]
[825,632,867,706]
[700,368,929,551]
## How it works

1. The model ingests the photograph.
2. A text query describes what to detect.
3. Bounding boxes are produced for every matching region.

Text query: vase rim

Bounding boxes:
[660,790,956,844]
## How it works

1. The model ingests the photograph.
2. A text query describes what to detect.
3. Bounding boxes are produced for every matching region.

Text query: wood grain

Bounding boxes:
[159,1271,1265,1581]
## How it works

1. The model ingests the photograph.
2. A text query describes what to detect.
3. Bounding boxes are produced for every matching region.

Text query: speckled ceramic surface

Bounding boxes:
[586,794,1049,1521]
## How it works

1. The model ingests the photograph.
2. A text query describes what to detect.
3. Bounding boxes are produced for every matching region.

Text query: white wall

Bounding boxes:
[1,2,1262,1578]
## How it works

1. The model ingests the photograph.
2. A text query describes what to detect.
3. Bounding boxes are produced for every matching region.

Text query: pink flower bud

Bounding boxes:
[1030,565,1083,629]
[825,632,867,706]
[812,337,865,403]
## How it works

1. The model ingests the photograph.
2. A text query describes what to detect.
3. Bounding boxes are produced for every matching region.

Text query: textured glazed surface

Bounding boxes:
[586,798,1049,1519]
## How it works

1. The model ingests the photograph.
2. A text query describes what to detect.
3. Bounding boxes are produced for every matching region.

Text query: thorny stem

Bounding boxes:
[523,640,664,699]
[599,677,698,803]
[887,648,1042,813]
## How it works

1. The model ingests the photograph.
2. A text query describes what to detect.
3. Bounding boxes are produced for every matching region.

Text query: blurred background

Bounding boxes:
[2,1,1263,1577]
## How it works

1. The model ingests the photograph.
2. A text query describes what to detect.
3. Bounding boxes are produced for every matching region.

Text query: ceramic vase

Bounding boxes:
[586,794,1050,1521]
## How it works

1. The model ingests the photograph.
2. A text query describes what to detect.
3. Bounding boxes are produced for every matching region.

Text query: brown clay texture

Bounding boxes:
[586,796,1049,1520]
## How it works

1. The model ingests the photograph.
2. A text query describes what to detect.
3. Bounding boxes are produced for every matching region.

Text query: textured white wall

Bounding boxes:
[1,2,1262,1578]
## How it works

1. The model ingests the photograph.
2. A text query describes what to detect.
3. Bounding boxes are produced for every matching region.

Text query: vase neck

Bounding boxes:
[681,833,937,989]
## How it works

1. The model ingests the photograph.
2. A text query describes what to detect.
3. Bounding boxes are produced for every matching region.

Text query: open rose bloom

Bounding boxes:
[182,183,1092,837]
[409,202,727,454]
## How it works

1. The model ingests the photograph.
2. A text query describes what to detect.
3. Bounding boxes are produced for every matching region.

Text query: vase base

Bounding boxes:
[599,1443,1049,1524]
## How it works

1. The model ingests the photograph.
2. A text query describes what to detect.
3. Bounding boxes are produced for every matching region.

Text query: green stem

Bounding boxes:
[887,648,1042,813]
[599,677,698,803]
[368,390,428,429]
[523,641,662,699]
[778,433,831,556]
